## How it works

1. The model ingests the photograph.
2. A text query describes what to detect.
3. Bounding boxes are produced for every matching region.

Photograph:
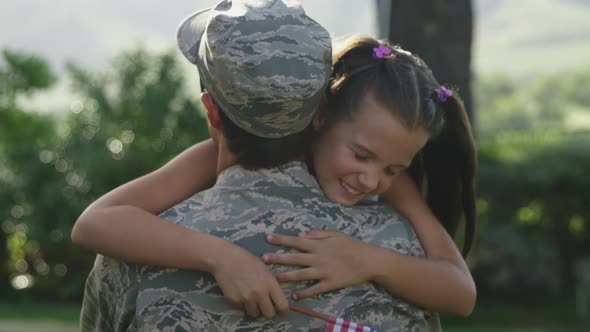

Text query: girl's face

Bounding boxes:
[312,94,429,206]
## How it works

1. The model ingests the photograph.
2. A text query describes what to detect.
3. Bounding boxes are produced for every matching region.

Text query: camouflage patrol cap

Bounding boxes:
[177,0,332,138]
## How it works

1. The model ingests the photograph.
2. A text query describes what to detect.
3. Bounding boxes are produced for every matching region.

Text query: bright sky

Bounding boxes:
[0,0,378,73]
[2,0,588,112]
[0,1,380,113]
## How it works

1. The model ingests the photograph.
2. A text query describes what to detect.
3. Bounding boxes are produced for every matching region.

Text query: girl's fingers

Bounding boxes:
[244,301,260,318]
[298,229,332,239]
[269,285,289,316]
[274,267,318,283]
[261,252,312,266]
[292,282,330,301]
[258,295,276,319]
[266,233,311,251]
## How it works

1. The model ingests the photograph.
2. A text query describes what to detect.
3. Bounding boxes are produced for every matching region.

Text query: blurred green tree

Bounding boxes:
[475,132,590,300]
[1,47,209,300]
[475,68,590,137]
[530,75,569,124]
[475,75,533,136]
[0,49,58,297]
[563,67,590,106]
[0,50,57,108]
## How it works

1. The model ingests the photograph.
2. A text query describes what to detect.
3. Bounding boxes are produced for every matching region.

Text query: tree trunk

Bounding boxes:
[387,0,475,128]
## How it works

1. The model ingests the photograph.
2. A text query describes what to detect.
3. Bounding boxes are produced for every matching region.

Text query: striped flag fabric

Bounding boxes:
[325,316,384,332]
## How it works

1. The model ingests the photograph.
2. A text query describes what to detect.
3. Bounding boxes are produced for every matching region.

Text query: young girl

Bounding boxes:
[72,36,477,318]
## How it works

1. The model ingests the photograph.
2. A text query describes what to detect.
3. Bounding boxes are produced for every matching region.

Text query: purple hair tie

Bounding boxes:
[435,85,452,102]
[372,44,392,59]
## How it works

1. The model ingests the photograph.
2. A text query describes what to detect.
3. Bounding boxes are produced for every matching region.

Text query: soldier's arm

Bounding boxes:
[80,256,136,331]
[71,138,220,269]
[80,258,115,331]
[376,172,476,316]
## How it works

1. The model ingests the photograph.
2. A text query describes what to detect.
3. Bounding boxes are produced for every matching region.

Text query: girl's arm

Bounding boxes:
[374,172,476,316]
[263,172,476,317]
[71,138,288,317]
[71,139,220,268]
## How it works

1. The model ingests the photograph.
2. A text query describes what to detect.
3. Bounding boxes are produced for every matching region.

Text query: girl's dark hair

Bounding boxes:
[324,36,477,256]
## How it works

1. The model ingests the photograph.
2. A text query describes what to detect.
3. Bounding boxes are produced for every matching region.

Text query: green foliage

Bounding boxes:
[475,69,590,137]
[441,301,588,331]
[0,49,57,108]
[475,74,532,135]
[0,47,209,300]
[529,76,567,122]
[0,49,61,299]
[0,300,80,324]
[562,67,590,106]
[473,131,590,300]
[60,48,209,197]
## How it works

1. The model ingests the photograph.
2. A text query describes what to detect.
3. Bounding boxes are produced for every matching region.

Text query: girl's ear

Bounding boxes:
[201,91,222,129]
[312,95,328,130]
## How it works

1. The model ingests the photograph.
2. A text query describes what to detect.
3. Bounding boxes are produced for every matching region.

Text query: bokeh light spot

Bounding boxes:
[11,274,34,290]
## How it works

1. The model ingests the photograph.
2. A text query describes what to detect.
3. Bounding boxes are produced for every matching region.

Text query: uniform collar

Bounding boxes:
[216,161,321,190]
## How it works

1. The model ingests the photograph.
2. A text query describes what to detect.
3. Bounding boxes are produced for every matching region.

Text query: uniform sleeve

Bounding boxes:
[80,255,138,332]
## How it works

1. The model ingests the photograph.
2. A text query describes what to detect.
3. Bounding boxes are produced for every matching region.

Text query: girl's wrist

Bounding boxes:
[356,242,388,282]
[193,234,238,273]
[365,245,400,284]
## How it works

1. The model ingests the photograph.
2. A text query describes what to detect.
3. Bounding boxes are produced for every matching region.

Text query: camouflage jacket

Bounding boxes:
[80,161,441,331]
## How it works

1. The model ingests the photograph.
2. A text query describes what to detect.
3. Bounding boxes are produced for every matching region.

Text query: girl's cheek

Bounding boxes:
[378,178,394,195]
[384,178,396,193]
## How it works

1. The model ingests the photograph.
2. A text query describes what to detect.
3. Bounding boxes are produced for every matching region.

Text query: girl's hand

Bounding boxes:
[262,230,374,301]
[211,244,289,318]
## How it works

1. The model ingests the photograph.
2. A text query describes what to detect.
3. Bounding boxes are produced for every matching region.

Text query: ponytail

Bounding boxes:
[408,93,477,257]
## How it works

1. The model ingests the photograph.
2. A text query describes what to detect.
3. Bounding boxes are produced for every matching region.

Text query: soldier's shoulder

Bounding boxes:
[344,200,407,219]
[158,187,217,221]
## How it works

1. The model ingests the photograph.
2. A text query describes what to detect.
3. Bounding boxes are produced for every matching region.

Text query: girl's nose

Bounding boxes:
[358,171,380,192]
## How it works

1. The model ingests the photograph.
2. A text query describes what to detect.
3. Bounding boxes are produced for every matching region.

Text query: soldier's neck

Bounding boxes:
[216,137,237,176]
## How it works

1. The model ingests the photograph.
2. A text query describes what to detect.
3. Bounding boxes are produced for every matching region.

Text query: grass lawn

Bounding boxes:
[444,328,550,332]
[440,302,589,332]
[0,301,79,325]
[0,301,588,331]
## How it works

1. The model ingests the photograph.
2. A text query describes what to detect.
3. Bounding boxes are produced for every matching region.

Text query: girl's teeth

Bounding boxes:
[341,180,360,195]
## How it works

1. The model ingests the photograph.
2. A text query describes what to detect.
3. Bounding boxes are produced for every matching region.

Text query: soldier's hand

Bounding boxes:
[211,243,289,318]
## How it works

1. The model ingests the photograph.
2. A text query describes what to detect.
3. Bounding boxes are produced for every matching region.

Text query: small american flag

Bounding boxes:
[325,316,384,332]
[288,304,384,332]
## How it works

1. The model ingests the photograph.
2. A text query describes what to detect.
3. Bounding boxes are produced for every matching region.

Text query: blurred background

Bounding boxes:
[1,0,589,331]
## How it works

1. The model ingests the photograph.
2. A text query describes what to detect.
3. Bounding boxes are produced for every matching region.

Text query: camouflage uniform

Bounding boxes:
[81,162,441,331]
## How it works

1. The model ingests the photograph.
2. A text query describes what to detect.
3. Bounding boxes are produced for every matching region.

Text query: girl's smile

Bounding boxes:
[339,179,363,198]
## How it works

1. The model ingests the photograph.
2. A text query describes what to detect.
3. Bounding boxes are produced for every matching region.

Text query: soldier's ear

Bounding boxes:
[201,91,222,129]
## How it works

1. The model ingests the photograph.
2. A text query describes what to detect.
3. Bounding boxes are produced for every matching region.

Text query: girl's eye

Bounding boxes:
[354,153,368,161]
[385,168,397,176]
